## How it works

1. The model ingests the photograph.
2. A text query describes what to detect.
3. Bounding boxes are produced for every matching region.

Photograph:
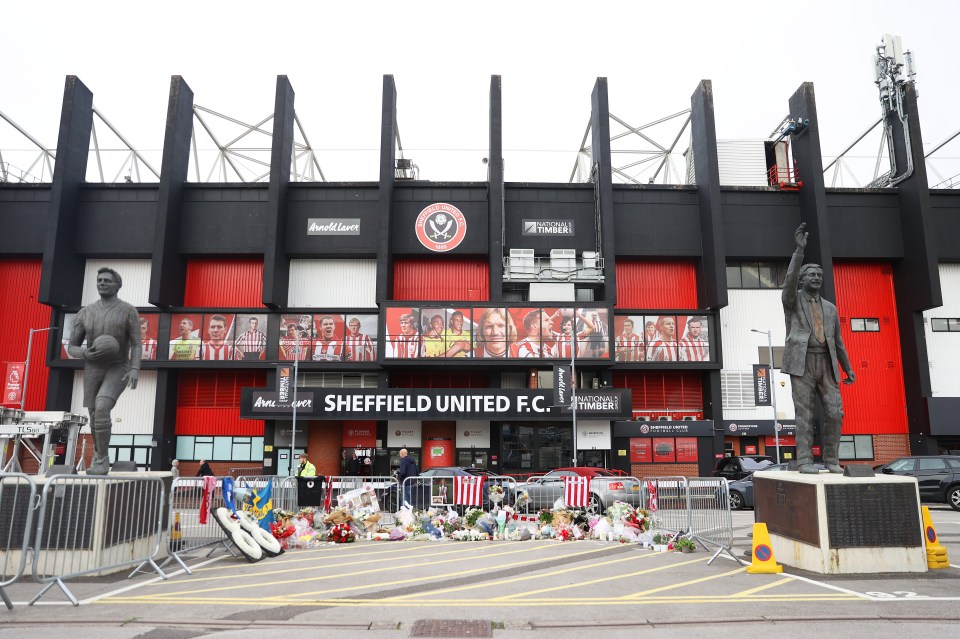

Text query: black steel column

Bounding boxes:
[263,75,296,309]
[149,76,194,307]
[788,83,835,300]
[153,369,180,471]
[375,75,398,304]
[488,75,504,303]
[590,78,616,305]
[890,83,941,453]
[39,76,93,307]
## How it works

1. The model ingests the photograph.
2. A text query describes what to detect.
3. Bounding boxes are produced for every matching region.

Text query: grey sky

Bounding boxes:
[2,1,957,184]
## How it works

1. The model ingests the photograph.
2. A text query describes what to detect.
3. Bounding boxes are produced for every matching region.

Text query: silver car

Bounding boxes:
[517,468,643,515]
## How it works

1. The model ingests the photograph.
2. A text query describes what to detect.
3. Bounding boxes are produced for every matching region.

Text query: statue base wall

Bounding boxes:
[753,470,927,574]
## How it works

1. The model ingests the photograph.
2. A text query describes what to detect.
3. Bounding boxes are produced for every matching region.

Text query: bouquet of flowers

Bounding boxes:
[514,490,530,511]
[605,501,634,522]
[488,484,505,503]
[451,529,490,541]
[538,510,554,525]
[626,508,652,532]
[323,506,353,526]
[463,507,484,528]
[326,523,356,543]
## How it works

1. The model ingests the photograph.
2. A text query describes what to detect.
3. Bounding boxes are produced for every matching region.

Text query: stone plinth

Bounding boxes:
[753,470,926,574]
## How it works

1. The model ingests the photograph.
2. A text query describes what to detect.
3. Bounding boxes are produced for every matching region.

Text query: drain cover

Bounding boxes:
[410,619,493,638]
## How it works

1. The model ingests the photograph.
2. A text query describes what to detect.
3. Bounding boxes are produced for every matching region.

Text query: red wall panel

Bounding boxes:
[613,371,703,411]
[184,259,265,307]
[175,370,266,436]
[615,261,698,309]
[833,263,907,434]
[393,258,489,301]
[0,260,50,410]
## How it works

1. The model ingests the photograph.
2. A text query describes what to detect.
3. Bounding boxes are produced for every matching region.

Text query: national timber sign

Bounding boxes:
[241,388,631,421]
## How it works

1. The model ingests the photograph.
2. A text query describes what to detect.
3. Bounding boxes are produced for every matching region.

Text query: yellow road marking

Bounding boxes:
[622,566,745,599]
[729,577,793,597]
[151,541,550,586]
[127,544,615,600]
[383,548,663,600]
[493,556,705,600]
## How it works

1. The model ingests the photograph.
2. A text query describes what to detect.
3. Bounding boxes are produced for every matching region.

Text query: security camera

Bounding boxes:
[482,158,489,164]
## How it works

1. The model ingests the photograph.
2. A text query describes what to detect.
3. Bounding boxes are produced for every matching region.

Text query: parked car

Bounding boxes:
[712,456,774,481]
[516,467,642,515]
[875,456,960,511]
[728,464,827,510]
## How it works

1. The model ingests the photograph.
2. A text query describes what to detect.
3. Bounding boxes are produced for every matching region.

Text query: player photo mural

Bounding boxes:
[60,314,83,359]
[614,315,645,362]
[385,307,422,359]
[578,308,610,359]
[343,314,378,362]
[169,313,203,361]
[279,313,312,361]
[678,315,710,362]
[421,308,448,358]
[234,314,268,361]
[509,307,544,358]
[139,313,159,361]
[645,315,679,362]
[444,308,472,358]
[474,307,516,358]
[312,313,345,362]
[202,313,236,361]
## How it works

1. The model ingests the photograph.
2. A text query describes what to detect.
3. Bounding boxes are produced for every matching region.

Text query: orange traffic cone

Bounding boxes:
[921,506,949,569]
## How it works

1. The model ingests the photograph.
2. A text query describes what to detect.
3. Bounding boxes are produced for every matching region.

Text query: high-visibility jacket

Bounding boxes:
[297,461,317,477]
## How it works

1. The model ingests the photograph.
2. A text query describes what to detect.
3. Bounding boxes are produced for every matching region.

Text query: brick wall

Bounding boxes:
[873,433,910,466]
[307,421,343,477]
[631,463,699,478]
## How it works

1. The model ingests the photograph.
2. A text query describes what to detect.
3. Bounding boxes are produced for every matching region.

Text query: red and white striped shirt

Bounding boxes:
[392,333,422,359]
[312,339,343,362]
[343,333,375,361]
[679,337,708,362]
[512,337,541,358]
[550,331,586,359]
[615,334,643,362]
[202,342,234,361]
[646,340,678,362]
[454,475,485,506]
[141,338,157,361]
[563,475,590,508]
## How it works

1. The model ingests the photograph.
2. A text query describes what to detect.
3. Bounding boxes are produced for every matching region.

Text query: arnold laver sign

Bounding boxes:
[523,219,574,236]
[242,388,631,421]
[307,218,361,235]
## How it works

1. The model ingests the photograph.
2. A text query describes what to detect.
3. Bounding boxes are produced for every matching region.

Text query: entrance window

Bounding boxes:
[500,424,572,473]
[108,434,154,471]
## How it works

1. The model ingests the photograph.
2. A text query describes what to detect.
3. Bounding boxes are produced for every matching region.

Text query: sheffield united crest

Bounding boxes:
[416,203,466,252]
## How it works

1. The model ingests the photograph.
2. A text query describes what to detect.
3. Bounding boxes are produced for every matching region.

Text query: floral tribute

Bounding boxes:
[327,522,356,543]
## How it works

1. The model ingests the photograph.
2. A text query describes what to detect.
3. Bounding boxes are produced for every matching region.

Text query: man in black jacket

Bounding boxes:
[397,448,419,507]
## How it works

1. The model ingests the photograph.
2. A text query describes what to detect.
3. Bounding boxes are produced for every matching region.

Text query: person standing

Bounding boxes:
[397,448,419,507]
[234,316,267,361]
[170,459,180,479]
[66,267,141,475]
[782,223,855,474]
[296,453,316,477]
[196,459,214,477]
[346,451,361,476]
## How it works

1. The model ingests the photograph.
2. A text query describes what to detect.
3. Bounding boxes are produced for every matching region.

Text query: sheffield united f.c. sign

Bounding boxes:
[416,203,466,252]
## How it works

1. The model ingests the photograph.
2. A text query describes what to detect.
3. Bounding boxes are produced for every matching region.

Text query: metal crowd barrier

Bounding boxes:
[0,473,37,610]
[162,477,233,575]
[399,475,518,512]
[642,475,739,565]
[326,475,397,511]
[30,474,167,606]
[234,475,298,513]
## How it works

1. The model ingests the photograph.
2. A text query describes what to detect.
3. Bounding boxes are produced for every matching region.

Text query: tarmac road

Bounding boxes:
[1,505,957,638]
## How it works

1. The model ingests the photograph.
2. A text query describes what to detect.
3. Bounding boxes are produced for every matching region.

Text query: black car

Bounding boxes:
[876,456,960,511]
[712,456,774,481]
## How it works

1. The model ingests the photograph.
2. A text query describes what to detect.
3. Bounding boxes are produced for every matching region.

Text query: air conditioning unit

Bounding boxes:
[634,415,651,422]
[682,416,697,421]
[508,248,535,276]
[581,250,598,269]
[658,416,671,421]
[550,248,576,272]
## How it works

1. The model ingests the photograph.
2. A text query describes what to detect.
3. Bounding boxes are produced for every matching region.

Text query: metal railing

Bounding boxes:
[234,475,298,513]
[30,474,167,606]
[0,473,37,610]
[162,477,233,575]
[642,476,739,565]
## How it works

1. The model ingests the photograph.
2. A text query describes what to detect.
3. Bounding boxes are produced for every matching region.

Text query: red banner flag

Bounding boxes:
[454,475,485,506]
[2,362,25,407]
[647,480,658,512]
[563,475,590,508]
